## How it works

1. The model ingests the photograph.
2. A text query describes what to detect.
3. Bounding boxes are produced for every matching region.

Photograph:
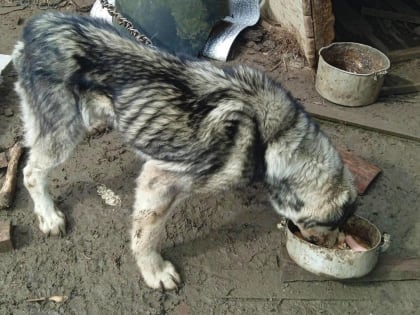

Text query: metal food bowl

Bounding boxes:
[315,42,390,106]
[281,215,390,279]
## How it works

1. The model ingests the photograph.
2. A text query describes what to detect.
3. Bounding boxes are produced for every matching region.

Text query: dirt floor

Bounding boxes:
[1,3,420,315]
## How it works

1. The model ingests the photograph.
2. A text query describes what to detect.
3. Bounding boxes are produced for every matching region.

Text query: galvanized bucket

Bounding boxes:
[315,42,390,106]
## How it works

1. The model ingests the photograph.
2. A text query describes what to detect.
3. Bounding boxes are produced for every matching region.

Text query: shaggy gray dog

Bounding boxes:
[13,12,357,289]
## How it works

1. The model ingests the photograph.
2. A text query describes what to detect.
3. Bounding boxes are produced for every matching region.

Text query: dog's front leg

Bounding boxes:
[131,162,185,290]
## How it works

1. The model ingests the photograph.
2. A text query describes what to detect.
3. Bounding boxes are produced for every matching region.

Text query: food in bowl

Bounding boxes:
[293,229,370,251]
[293,230,372,252]
[282,215,391,279]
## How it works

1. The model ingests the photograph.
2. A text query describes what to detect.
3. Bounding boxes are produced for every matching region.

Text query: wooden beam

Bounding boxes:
[387,47,420,63]
[311,0,335,55]
[362,7,420,25]
[380,82,420,96]
[0,143,24,209]
[0,221,13,252]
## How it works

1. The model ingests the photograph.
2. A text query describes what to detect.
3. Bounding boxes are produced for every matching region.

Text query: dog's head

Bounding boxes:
[294,197,357,248]
[269,165,357,248]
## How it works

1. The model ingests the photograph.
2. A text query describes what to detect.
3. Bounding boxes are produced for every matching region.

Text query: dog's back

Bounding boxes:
[14,12,304,183]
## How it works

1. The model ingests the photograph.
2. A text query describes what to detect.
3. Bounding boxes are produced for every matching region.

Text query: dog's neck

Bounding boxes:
[262,112,358,227]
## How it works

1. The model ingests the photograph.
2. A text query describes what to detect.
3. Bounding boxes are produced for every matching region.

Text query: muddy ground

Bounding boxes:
[1,3,420,315]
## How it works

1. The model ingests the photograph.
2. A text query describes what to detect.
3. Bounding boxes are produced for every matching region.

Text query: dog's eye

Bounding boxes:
[308,236,319,245]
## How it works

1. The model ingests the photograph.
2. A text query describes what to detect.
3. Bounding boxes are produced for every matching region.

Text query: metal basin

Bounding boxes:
[283,215,390,279]
[315,42,390,106]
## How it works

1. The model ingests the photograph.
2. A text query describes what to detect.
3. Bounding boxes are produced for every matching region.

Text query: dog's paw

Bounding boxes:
[139,255,181,290]
[37,209,66,236]
[143,260,181,290]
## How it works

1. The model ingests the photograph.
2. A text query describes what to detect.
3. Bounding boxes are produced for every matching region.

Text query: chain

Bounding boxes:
[99,0,153,46]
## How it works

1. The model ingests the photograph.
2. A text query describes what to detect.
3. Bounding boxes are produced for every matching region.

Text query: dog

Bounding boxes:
[12,12,357,290]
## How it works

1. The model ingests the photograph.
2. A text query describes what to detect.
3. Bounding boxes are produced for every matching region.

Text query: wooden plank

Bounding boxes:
[385,0,419,15]
[202,263,419,301]
[333,1,388,53]
[0,143,24,209]
[0,220,13,252]
[303,15,314,38]
[302,0,311,16]
[0,152,7,169]
[280,247,420,283]
[387,47,420,63]
[302,38,316,66]
[311,0,335,56]
[303,97,420,142]
[338,149,381,195]
[271,64,420,142]
[381,83,420,96]
[361,7,420,25]
[382,57,420,96]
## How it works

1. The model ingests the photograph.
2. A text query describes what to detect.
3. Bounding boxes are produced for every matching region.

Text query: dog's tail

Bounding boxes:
[12,41,24,73]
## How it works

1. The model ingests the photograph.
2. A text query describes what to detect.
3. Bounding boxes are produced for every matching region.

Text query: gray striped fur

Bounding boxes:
[13,12,357,289]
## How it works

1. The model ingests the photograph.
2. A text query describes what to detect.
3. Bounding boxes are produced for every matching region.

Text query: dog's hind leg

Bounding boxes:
[131,161,190,290]
[17,81,86,236]
[23,147,69,236]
